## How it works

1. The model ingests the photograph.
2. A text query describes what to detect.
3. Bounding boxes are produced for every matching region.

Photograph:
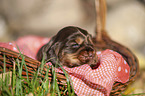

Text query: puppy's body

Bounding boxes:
[37,26,97,67]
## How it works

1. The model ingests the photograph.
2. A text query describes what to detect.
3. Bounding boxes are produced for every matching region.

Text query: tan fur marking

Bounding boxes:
[65,54,80,64]
[75,37,84,45]
[60,53,80,67]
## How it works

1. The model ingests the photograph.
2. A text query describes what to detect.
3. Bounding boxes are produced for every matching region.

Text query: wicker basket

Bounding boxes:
[94,0,139,95]
[0,0,139,95]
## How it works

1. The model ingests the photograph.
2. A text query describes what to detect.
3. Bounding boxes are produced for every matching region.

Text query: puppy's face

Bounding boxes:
[56,27,97,67]
[37,26,97,68]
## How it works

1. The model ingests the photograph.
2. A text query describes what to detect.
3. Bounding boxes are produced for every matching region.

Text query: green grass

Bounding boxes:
[1,49,144,96]
[122,93,145,96]
[0,52,74,96]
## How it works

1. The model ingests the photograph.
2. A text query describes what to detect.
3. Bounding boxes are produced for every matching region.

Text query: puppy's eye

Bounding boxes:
[72,43,79,48]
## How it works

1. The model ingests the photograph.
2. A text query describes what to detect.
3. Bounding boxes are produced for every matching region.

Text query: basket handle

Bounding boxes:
[95,0,107,41]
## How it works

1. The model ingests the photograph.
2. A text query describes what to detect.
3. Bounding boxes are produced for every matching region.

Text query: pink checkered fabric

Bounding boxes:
[0,36,130,96]
[56,49,130,96]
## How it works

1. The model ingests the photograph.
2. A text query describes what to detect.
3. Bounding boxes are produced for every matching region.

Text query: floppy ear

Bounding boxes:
[36,36,55,62]
[36,36,62,67]
[45,42,61,67]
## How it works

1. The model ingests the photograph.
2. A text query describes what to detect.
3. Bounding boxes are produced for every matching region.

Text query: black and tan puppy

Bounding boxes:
[37,26,97,68]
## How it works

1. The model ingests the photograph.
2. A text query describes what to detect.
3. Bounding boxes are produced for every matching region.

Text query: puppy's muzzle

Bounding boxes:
[78,47,96,64]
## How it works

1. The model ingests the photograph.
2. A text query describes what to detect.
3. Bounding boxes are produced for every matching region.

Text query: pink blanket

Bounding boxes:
[0,36,130,96]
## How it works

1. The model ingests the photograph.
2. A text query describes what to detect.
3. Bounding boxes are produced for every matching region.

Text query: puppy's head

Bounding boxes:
[54,26,97,67]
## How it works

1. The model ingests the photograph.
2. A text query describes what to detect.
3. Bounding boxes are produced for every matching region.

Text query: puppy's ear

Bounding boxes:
[45,42,61,67]
[36,36,55,62]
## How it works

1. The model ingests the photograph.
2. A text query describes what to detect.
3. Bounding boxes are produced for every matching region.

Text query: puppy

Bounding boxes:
[36,26,97,68]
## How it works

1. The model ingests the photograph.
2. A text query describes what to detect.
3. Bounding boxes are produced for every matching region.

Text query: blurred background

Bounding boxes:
[0,0,144,94]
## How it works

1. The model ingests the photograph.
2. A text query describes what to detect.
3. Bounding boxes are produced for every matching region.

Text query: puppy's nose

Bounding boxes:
[78,50,94,63]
